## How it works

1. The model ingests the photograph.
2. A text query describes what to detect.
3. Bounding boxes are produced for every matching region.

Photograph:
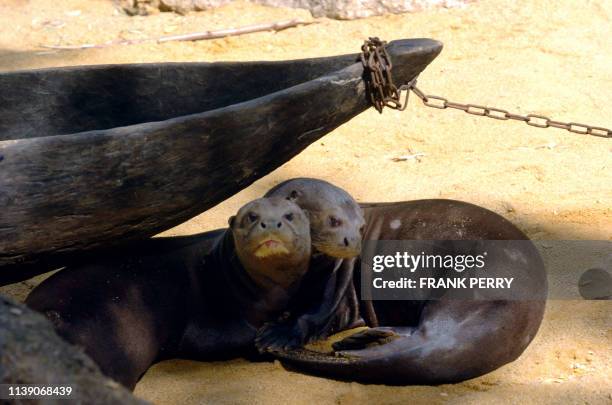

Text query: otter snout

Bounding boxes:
[229,197,311,261]
[259,219,284,229]
[313,232,362,259]
[343,235,362,251]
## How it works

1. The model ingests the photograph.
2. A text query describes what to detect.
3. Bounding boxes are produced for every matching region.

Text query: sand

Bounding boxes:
[0,0,610,403]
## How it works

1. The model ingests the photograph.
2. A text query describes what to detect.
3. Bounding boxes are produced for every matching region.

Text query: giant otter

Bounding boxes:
[26,197,312,389]
[257,178,367,351]
[270,199,547,384]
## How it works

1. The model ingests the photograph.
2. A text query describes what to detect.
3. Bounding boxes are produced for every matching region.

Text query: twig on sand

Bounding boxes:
[158,19,316,42]
[41,43,100,50]
[391,152,426,162]
[41,18,316,50]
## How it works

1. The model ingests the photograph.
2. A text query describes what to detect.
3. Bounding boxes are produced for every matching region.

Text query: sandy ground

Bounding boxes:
[1,0,611,404]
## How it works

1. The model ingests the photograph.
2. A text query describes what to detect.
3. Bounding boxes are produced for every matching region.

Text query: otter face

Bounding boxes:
[307,205,365,259]
[265,178,365,259]
[229,197,310,264]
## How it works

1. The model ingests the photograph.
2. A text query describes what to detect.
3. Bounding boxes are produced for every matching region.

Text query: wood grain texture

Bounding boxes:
[0,38,442,279]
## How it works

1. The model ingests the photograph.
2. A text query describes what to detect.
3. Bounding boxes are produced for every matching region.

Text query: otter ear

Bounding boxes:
[286,190,299,201]
[228,215,236,228]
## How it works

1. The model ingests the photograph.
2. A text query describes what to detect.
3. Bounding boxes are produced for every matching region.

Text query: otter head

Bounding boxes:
[229,197,311,288]
[265,178,365,259]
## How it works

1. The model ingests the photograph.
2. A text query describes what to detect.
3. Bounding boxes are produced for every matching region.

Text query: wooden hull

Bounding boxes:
[0,38,442,279]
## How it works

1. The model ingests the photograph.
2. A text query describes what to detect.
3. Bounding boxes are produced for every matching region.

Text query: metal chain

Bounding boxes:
[361,38,611,139]
[403,80,611,138]
[361,37,405,113]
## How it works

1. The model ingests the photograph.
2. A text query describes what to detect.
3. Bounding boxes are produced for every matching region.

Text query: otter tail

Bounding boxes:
[271,300,545,385]
[271,328,475,385]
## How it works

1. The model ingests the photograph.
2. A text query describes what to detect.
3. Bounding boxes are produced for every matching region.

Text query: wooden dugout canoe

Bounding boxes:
[0,38,442,281]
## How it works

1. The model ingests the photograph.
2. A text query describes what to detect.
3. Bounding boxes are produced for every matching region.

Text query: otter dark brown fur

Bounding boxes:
[26,197,311,389]
[271,199,547,385]
[256,178,366,351]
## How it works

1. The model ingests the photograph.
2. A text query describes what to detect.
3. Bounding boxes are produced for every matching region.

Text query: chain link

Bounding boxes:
[361,37,405,113]
[361,37,611,139]
[403,81,611,138]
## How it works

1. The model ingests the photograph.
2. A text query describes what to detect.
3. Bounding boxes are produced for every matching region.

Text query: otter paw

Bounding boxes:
[255,322,305,353]
[332,327,399,351]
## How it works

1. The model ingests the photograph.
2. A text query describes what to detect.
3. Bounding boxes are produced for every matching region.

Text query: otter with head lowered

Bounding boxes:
[270,199,547,385]
[264,178,365,258]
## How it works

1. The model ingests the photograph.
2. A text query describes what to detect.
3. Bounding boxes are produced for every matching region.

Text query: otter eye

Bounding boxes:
[359,225,365,234]
[247,212,259,222]
[284,213,294,222]
[329,216,342,227]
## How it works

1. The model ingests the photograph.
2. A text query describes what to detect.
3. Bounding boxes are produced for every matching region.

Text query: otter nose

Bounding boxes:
[260,220,282,229]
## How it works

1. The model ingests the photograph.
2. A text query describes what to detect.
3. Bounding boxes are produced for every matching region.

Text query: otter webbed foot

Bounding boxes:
[255,318,309,353]
[332,327,401,351]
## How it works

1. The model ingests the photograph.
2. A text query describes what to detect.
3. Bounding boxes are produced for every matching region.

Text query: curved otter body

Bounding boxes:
[26,198,311,390]
[273,199,547,385]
